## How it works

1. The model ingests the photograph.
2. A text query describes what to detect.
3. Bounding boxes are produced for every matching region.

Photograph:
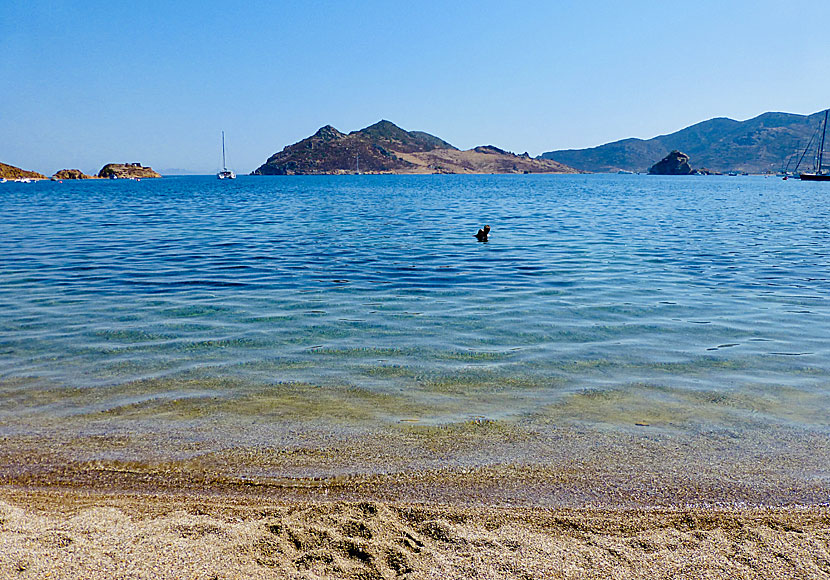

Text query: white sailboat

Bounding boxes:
[217,131,236,179]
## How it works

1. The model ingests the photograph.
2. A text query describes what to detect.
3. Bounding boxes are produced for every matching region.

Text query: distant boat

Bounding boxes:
[799,109,830,181]
[217,131,236,180]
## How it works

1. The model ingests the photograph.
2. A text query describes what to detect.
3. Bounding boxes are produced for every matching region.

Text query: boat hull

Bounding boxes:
[800,173,830,181]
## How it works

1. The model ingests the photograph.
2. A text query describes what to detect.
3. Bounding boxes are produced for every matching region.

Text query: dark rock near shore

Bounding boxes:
[649,150,694,175]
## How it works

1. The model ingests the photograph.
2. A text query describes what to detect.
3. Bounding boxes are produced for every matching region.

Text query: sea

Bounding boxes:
[1,174,829,474]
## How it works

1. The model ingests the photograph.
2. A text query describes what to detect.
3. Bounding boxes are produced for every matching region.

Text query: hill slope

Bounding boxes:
[0,162,47,180]
[398,145,577,175]
[254,121,577,175]
[541,111,827,173]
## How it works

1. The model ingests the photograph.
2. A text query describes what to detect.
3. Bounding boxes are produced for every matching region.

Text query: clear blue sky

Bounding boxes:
[2,0,828,175]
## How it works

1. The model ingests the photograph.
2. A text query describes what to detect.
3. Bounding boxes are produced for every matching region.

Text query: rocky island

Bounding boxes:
[253,120,578,175]
[97,163,162,179]
[0,162,47,180]
[649,150,695,175]
[52,169,95,180]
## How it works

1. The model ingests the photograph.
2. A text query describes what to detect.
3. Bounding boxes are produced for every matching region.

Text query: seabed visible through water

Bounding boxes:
[1,174,829,506]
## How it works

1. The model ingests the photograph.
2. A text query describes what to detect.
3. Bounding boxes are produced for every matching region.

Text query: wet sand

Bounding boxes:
[2,421,830,579]
[3,377,830,578]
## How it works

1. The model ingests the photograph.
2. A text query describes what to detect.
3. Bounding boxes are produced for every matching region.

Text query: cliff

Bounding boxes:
[0,162,47,180]
[52,169,95,180]
[98,163,162,179]
[541,110,828,174]
[253,121,577,175]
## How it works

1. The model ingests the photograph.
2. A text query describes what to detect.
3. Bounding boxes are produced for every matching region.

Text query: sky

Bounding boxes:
[2,0,829,175]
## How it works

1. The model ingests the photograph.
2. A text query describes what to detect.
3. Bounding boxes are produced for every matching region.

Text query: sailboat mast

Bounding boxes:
[222,131,227,170]
[818,110,828,175]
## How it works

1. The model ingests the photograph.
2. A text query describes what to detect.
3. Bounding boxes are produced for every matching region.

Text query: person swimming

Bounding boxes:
[475,224,490,241]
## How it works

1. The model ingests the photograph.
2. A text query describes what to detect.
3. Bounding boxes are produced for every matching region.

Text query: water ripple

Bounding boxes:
[1,175,829,427]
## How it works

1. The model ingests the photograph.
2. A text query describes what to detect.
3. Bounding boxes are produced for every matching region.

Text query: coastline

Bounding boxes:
[3,420,830,578]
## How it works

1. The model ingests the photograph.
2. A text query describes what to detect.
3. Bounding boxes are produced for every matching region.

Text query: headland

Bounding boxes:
[0,162,47,181]
[253,120,578,175]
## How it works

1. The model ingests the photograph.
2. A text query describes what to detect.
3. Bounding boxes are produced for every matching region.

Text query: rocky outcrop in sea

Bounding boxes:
[52,169,95,180]
[648,151,694,175]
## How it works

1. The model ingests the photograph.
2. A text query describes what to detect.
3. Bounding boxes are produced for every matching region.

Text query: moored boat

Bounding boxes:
[217,131,236,180]
[799,109,830,181]
[799,173,830,181]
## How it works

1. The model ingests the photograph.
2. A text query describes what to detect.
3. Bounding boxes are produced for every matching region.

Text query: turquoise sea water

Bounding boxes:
[1,174,829,440]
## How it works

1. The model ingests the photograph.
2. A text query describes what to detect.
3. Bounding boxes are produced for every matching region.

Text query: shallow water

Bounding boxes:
[1,174,829,441]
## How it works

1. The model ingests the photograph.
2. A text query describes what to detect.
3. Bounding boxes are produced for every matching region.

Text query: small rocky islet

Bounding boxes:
[52,169,95,180]
[96,163,161,179]
[648,150,718,175]
[648,150,695,175]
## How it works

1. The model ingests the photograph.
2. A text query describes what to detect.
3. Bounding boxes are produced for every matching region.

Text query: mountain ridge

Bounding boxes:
[540,110,827,173]
[253,120,576,175]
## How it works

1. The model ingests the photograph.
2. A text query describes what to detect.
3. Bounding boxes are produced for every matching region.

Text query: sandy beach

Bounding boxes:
[2,487,830,579]
[2,420,830,579]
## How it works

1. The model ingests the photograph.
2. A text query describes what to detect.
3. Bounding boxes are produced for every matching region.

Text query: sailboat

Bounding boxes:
[217,131,236,180]
[799,109,830,181]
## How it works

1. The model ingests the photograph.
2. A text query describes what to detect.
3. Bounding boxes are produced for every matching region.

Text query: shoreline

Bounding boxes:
[3,416,829,509]
[5,413,829,576]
